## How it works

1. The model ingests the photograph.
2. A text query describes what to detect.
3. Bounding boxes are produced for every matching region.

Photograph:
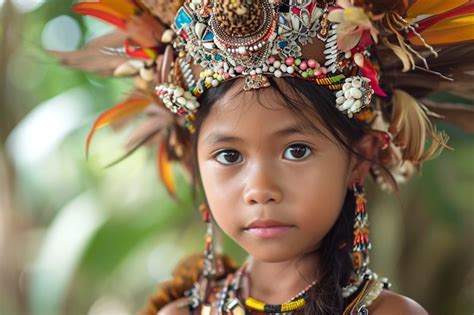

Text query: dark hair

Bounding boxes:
[190,77,368,314]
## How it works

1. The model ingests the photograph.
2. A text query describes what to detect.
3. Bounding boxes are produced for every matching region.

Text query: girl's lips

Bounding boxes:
[244,226,294,238]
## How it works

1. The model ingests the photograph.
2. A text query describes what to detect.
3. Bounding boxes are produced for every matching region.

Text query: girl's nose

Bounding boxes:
[242,164,283,205]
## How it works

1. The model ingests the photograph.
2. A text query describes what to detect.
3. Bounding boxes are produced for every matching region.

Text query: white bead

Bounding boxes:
[238,46,247,55]
[287,66,294,74]
[250,70,256,75]
[174,87,184,97]
[273,60,281,68]
[256,68,263,74]
[280,64,287,72]
[269,66,275,72]
[274,69,282,77]
[184,91,192,99]
[262,64,269,72]
[212,79,219,87]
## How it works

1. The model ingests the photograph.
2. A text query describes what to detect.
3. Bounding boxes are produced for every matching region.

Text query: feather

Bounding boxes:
[157,138,177,198]
[423,100,474,132]
[124,106,173,151]
[126,13,166,47]
[407,1,474,45]
[389,89,450,164]
[73,1,136,30]
[49,31,128,76]
[86,97,151,158]
[410,16,474,46]
[407,0,470,17]
[137,0,185,25]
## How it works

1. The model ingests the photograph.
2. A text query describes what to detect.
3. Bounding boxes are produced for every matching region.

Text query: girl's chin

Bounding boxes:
[240,243,304,263]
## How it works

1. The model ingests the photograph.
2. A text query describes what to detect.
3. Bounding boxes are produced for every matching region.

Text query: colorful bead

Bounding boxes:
[307,58,317,68]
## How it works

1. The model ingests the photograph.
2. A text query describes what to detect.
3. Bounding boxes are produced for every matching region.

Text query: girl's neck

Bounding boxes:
[242,252,321,304]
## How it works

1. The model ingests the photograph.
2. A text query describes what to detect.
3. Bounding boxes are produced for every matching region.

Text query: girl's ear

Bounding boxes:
[348,133,381,187]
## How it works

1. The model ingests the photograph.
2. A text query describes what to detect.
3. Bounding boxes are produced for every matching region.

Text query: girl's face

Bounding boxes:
[197,81,367,263]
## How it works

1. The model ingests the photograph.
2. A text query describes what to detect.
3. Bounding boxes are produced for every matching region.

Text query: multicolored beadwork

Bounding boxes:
[156,0,376,126]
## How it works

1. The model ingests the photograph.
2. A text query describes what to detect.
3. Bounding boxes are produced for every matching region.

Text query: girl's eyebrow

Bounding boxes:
[202,124,322,145]
[274,123,322,137]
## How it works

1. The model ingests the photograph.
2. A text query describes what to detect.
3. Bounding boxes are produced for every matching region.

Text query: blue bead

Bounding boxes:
[175,7,192,29]
[203,30,214,41]
[279,41,288,48]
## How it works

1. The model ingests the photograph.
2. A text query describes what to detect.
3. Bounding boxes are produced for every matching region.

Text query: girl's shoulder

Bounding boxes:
[369,290,428,315]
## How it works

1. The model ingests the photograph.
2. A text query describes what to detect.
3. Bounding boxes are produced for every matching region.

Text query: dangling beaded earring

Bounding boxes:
[342,181,373,298]
[351,181,371,278]
[193,203,223,313]
[200,203,216,279]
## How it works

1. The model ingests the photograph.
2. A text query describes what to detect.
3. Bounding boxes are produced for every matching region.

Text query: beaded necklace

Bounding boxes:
[217,263,318,314]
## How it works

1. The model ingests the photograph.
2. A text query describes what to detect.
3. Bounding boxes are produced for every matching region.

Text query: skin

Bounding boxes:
[158,79,428,314]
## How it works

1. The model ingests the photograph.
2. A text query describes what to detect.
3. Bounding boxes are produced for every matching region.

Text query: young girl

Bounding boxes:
[56,0,474,314]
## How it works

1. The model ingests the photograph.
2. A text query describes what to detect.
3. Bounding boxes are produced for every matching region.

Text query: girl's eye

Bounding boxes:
[283,144,312,160]
[214,150,243,165]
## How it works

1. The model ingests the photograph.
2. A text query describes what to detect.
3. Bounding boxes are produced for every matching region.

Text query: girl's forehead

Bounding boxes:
[199,85,329,144]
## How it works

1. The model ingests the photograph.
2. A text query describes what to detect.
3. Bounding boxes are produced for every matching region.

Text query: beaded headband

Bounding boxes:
[55,0,474,193]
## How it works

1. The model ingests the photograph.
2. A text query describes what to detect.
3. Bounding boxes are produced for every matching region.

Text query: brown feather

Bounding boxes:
[423,100,474,133]
[49,31,128,76]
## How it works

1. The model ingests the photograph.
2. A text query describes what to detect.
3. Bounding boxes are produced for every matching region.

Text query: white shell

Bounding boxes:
[161,29,175,44]
[139,68,154,81]
[352,81,362,90]
[343,83,352,90]
[336,96,345,105]
[174,87,184,97]
[341,99,354,110]
[350,88,362,99]
[114,62,139,77]
[351,100,362,112]
[344,90,351,99]
[177,97,187,105]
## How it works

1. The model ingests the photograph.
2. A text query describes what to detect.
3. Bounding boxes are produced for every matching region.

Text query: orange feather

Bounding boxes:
[73,1,137,29]
[407,0,470,17]
[86,97,151,158]
[157,140,177,198]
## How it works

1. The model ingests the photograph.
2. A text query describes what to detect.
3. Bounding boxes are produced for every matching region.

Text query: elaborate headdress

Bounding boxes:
[53,0,474,194]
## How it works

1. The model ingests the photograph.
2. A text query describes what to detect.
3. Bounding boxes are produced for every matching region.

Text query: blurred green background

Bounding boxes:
[0,1,473,315]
